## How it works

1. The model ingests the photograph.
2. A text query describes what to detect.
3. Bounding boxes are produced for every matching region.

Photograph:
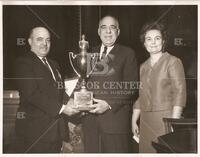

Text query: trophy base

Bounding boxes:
[74,90,94,111]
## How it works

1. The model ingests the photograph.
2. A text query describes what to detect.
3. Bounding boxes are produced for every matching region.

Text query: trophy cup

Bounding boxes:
[69,35,98,111]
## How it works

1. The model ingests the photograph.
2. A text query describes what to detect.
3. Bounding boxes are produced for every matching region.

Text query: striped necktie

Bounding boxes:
[42,57,56,81]
[42,57,51,71]
[100,46,107,60]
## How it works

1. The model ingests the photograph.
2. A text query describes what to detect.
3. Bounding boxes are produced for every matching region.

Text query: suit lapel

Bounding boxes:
[109,44,118,55]
[28,52,57,82]
[48,59,62,82]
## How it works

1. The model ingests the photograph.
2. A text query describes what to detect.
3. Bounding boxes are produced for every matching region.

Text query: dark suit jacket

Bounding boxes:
[15,51,69,143]
[82,44,138,133]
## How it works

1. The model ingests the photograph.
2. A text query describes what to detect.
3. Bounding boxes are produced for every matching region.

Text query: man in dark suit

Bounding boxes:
[15,27,79,153]
[82,15,138,153]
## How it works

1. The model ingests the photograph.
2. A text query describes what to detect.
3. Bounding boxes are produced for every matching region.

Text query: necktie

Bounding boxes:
[101,46,107,60]
[42,57,56,81]
[42,57,51,71]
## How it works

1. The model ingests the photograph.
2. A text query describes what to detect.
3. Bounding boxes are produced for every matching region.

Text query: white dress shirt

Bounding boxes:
[99,44,114,60]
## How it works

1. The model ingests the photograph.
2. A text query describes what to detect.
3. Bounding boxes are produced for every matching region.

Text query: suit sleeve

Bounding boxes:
[110,49,139,112]
[15,58,67,118]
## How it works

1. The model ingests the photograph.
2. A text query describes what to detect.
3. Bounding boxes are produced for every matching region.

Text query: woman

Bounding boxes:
[132,21,186,153]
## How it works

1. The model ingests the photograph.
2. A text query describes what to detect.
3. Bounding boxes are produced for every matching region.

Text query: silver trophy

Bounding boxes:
[69,35,98,111]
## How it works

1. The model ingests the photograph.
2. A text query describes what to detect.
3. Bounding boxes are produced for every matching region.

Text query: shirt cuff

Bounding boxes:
[59,105,65,114]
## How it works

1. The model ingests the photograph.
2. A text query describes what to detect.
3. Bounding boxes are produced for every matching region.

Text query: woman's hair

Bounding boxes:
[140,21,168,50]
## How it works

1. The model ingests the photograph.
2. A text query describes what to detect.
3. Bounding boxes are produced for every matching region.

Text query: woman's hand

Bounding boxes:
[132,122,140,137]
[132,109,141,137]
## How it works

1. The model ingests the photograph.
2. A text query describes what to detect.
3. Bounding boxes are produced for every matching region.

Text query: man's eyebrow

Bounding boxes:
[36,37,50,38]
[100,24,117,27]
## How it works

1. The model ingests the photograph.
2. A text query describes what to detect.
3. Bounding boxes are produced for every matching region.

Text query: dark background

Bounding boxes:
[3,5,197,118]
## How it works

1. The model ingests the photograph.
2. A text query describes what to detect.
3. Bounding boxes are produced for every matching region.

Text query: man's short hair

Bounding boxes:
[99,15,119,29]
[28,26,50,39]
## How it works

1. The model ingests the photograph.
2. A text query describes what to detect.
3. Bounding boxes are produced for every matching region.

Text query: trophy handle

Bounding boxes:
[69,52,81,77]
[86,53,98,78]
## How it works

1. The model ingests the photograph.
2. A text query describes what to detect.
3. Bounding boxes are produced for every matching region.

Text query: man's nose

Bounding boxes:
[106,27,112,33]
[42,40,47,45]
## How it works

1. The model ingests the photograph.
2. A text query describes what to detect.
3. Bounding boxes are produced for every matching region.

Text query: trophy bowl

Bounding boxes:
[69,35,98,111]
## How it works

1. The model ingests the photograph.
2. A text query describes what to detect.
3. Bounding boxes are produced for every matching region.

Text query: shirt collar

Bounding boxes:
[100,44,114,56]
[37,56,47,64]
[37,56,43,60]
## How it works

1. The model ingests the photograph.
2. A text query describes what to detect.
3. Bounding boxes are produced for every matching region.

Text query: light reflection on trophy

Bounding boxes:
[69,35,98,111]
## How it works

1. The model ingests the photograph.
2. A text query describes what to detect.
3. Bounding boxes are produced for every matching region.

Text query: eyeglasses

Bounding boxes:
[100,25,118,31]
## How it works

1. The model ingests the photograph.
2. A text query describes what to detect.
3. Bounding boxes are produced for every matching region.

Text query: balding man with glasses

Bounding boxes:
[82,15,139,153]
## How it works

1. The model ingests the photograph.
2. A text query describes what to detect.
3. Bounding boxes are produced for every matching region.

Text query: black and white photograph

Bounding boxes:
[2,1,198,155]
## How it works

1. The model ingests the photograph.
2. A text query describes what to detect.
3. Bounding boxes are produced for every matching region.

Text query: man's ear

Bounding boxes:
[28,38,32,46]
[98,28,101,36]
[117,29,120,36]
